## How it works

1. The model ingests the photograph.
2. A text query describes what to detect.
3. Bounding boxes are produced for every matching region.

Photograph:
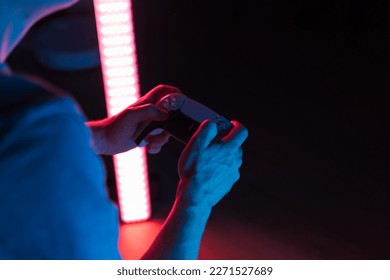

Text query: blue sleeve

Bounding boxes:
[0,97,122,260]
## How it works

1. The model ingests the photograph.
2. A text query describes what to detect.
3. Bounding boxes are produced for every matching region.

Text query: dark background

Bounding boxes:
[8,0,390,259]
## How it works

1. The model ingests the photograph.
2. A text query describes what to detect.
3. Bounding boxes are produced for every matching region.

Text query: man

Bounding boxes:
[0,0,248,259]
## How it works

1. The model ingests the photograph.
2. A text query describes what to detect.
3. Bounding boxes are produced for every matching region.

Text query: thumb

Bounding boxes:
[189,119,218,150]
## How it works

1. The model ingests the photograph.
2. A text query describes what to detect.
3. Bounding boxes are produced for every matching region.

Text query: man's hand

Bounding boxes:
[177,118,248,209]
[87,84,180,155]
[141,118,248,260]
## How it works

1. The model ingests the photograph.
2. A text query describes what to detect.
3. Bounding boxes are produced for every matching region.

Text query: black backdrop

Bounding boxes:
[131,0,390,258]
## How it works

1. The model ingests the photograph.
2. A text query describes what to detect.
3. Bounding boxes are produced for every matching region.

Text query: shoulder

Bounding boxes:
[0,88,120,260]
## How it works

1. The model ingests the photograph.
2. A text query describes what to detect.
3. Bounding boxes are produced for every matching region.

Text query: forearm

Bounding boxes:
[141,181,212,260]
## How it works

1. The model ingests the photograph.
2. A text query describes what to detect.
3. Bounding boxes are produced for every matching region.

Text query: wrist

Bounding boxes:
[86,120,108,154]
[170,195,212,234]
[175,178,213,213]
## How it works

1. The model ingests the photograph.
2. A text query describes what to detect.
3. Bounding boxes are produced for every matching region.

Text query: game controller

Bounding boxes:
[134,92,233,146]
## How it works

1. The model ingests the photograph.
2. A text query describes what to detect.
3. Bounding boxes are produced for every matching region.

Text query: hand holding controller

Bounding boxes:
[134,92,233,146]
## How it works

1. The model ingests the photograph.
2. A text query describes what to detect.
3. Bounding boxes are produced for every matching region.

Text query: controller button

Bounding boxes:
[162,98,171,109]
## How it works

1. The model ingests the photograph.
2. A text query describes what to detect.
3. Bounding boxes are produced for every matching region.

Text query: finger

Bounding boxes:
[222,120,249,147]
[134,84,181,106]
[125,104,169,123]
[237,147,244,168]
[188,119,218,150]
[145,132,171,154]
[146,145,162,154]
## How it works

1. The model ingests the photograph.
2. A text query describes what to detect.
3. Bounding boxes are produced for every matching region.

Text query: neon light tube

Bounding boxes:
[93,0,151,222]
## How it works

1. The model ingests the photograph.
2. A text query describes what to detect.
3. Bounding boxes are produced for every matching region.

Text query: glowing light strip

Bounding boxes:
[93,0,151,222]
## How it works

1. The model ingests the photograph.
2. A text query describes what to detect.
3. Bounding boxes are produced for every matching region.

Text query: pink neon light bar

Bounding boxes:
[93,0,151,222]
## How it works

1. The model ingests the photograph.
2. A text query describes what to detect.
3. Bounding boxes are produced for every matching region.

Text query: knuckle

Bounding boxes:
[232,170,241,182]
[156,84,181,93]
